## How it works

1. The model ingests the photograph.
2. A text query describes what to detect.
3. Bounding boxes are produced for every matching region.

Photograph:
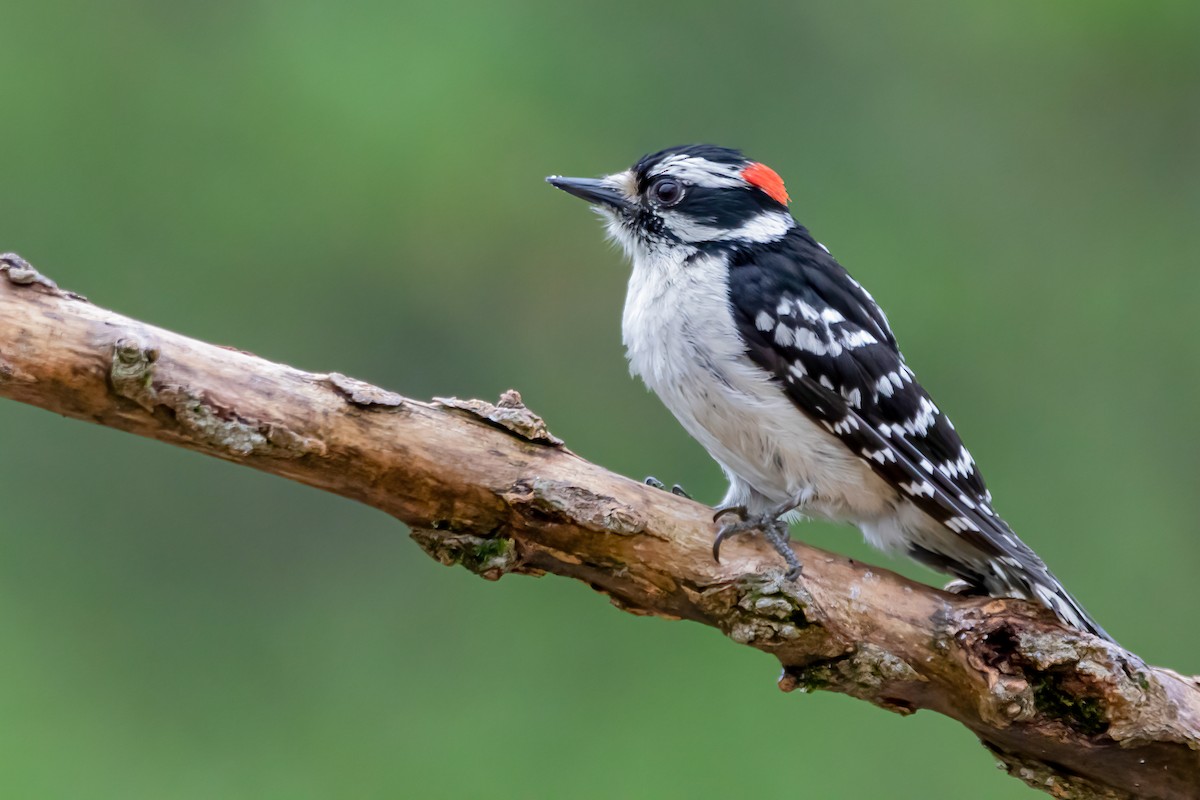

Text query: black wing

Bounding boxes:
[721,227,1109,639]
[726,228,1004,555]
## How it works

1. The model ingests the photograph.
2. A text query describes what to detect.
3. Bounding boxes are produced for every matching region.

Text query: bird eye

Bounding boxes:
[650,178,684,207]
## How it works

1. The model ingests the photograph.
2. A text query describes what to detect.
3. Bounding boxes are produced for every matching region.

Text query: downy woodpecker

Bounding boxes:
[547,145,1112,641]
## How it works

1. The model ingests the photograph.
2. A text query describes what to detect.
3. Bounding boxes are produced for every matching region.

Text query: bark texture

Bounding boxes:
[2,253,1197,799]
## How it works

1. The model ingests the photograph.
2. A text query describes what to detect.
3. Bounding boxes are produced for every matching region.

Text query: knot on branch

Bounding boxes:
[1,252,86,300]
[108,336,325,459]
[436,390,563,446]
[965,617,1164,743]
[409,477,653,589]
[696,573,922,713]
[697,573,813,646]
[410,527,519,581]
[780,645,924,715]
[326,372,405,408]
[2,252,59,291]
[111,336,161,410]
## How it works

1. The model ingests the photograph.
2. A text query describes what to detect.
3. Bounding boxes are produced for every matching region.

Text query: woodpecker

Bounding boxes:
[547,144,1112,641]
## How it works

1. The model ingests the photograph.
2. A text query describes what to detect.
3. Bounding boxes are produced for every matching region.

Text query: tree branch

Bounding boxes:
[1,253,1197,799]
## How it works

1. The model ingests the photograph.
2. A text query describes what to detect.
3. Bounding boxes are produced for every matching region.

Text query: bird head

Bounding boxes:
[547,145,794,257]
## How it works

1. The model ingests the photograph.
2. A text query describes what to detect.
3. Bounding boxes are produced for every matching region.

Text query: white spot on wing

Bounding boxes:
[944,516,967,533]
[794,300,821,322]
[900,480,935,497]
[863,447,896,464]
[832,416,859,435]
[938,446,976,481]
[795,328,840,357]
[840,328,877,349]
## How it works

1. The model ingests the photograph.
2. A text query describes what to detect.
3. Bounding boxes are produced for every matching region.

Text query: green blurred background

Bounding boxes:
[2,1,1198,797]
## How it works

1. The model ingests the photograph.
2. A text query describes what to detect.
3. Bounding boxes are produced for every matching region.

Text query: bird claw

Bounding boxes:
[712,504,747,523]
[711,505,802,579]
[711,524,735,561]
[644,476,692,499]
[711,504,750,560]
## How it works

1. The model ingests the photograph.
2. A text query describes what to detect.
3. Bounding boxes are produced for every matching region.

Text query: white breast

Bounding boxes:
[621,250,896,523]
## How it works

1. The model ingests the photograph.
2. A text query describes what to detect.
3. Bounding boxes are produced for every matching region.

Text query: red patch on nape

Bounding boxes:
[741,162,789,206]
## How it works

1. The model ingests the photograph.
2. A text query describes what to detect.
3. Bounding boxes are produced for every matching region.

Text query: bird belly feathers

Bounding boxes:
[622,252,908,533]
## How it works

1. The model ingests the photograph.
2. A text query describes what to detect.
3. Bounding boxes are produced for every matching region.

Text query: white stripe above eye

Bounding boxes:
[666,210,794,244]
[650,155,746,188]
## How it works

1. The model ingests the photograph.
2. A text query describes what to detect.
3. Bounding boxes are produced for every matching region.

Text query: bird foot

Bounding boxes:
[644,476,691,499]
[711,504,802,579]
